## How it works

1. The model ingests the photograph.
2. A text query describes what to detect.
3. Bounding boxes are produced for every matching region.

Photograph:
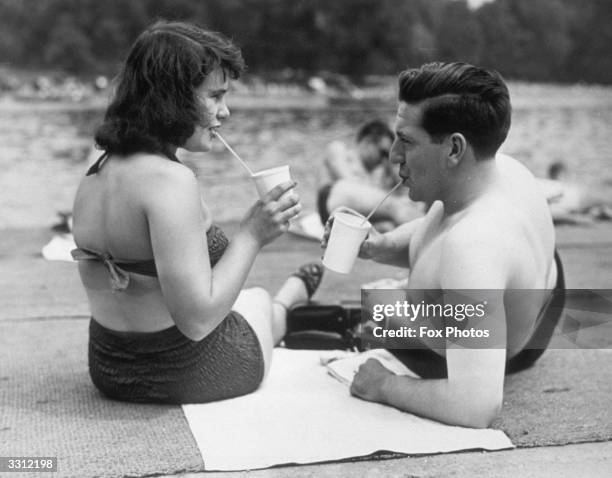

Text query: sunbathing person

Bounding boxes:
[321,62,565,428]
[70,21,323,404]
[539,161,612,224]
[317,119,424,232]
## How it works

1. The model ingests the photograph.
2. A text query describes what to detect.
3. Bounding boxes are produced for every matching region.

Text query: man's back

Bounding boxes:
[408,154,557,355]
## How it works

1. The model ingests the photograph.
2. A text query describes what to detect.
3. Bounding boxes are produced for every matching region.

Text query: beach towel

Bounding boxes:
[182,348,513,471]
[41,233,76,262]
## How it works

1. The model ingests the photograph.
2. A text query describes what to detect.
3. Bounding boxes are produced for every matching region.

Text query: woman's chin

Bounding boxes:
[183,138,212,153]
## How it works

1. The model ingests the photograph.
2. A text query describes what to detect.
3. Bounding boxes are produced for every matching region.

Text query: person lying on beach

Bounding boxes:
[317,119,424,232]
[322,62,565,428]
[538,160,612,225]
[70,21,324,404]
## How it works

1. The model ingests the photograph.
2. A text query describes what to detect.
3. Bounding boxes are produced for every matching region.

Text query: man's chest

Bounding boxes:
[408,235,445,288]
[408,203,447,288]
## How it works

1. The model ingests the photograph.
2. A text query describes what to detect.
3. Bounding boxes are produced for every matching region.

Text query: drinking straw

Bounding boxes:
[213,131,255,175]
[362,180,404,225]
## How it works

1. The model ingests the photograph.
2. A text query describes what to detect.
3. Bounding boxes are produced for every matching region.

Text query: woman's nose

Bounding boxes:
[217,100,230,120]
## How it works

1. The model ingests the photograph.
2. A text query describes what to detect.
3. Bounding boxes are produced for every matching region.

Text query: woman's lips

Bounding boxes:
[208,125,221,140]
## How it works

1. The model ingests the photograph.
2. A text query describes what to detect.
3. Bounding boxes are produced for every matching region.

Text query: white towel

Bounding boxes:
[182,348,513,471]
[41,234,76,262]
[324,348,419,385]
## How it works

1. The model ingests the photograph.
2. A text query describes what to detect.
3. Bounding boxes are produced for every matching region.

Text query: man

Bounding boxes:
[327,63,564,428]
[317,119,423,232]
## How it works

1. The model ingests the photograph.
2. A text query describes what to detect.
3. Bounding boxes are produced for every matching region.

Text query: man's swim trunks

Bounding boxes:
[391,250,566,378]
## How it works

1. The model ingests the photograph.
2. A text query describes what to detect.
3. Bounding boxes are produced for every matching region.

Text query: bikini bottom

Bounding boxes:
[88,311,265,404]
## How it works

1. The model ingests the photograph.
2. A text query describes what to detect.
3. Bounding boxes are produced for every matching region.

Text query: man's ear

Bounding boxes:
[446,133,467,168]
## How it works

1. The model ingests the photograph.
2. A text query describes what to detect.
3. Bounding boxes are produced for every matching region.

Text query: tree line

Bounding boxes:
[1,0,610,84]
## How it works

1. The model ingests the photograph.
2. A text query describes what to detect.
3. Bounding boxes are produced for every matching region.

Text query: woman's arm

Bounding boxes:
[146,165,298,340]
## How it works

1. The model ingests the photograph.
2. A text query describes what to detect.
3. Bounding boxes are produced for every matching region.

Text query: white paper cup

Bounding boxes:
[322,211,372,274]
[251,165,292,198]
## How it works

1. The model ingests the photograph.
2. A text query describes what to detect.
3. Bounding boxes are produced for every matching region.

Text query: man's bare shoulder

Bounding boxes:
[446,201,516,246]
[445,198,526,260]
[438,212,513,288]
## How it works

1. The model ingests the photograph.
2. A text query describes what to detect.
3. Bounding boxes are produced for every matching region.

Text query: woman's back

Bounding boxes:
[72,152,201,332]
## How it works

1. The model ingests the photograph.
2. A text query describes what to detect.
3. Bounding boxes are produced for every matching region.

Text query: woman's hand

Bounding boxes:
[240,181,301,247]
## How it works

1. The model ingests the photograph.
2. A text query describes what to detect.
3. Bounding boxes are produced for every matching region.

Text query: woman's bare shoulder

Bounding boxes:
[111,154,198,202]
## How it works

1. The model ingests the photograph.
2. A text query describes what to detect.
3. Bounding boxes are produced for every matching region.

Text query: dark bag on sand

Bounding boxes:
[283,303,362,350]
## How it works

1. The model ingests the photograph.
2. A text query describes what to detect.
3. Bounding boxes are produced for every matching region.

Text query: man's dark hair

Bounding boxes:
[95,20,244,159]
[398,62,511,159]
[356,119,394,144]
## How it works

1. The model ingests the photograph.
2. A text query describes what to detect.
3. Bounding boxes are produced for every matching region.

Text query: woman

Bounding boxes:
[71,21,322,404]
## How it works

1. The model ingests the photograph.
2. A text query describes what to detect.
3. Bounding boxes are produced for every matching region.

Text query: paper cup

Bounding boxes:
[322,211,372,274]
[251,165,292,198]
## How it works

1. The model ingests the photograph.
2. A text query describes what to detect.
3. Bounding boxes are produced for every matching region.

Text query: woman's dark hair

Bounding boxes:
[94,21,244,159]
[398,62,511,159]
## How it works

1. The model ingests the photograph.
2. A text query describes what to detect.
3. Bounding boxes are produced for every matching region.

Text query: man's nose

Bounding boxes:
[389,140,403,164]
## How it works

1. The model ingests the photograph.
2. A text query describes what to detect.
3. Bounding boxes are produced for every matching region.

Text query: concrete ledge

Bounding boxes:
[167,441,612,478]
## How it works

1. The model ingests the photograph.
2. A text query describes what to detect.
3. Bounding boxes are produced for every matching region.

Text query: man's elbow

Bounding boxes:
[457,399,502,429]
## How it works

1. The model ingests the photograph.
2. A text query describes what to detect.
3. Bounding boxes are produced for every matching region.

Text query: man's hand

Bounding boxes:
[350,358,395,403]
[321,206,375,254]
[357,231,389,260]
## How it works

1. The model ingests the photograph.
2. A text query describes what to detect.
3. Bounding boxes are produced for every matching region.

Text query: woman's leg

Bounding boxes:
[232,278,309,377]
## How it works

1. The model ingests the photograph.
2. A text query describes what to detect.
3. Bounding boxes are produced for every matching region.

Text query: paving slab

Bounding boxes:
[163,441,612,478]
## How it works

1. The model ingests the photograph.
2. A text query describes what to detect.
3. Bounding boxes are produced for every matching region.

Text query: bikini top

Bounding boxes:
[71,225,229,291]
[71,151,229,291]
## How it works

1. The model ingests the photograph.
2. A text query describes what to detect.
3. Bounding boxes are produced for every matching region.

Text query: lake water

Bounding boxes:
[1,82,611,229]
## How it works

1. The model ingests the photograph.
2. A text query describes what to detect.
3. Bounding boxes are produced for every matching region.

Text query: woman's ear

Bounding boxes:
[446,133,467,168]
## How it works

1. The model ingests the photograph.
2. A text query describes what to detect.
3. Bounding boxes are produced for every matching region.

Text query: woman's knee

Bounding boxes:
[232,287,274,375]
[235,287,272,311]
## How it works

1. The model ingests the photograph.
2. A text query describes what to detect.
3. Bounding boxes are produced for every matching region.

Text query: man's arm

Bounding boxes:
[351,230,508,428]
[352,346,504,428]
[322,212,424,269]
[358,217,424,268]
